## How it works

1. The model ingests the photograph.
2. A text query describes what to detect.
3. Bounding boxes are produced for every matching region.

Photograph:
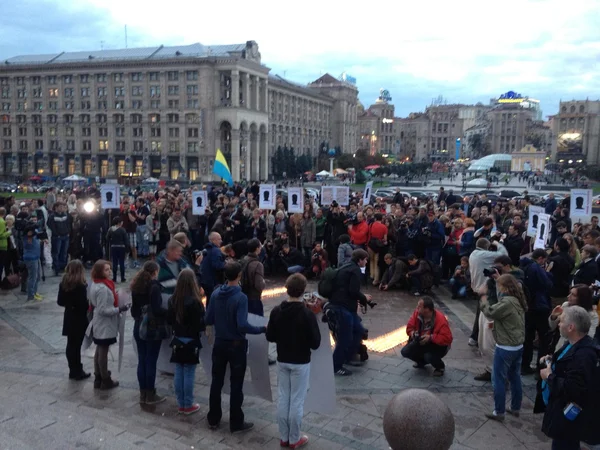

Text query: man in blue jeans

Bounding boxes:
[328,248,372,376]
[205,261,266,433]
[48,202,70,276]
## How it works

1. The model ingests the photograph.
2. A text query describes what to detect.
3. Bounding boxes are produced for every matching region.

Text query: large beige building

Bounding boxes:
[551,100,600,165]
[357,92,395,155]
[0,41,358,182]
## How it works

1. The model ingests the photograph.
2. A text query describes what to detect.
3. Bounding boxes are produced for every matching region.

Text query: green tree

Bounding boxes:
[355,170,366,184]
[271,145,285,178]
[468,133,490,158]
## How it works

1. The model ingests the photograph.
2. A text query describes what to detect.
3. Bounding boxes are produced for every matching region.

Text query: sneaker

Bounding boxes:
[231,422,254,434]
[335,367,352,376]
[413,362,426,369]
[412,291,421,296]
[34,293,43,301]
[468,338,478,347]
[507,409,520,417]
[280,441,290,447]
[347,360,365,367]
[474,371,492,381]
[433,369,445,377]
[485,411,505,422]
[177,407,185,414]
[26,297,34,302]
[69,371,91,381]
[290,435,309,449]
[208,421,219,430]
[145,389,166,405]
[183,404,201,415]
[121,278,126,284]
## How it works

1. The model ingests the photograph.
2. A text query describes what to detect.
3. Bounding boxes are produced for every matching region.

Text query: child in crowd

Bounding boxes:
[449,256,471,299]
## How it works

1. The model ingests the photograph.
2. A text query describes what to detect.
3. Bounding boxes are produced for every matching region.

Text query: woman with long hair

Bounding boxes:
[562,233,581,274]
[480,274,527,421]
[442,217,464,280]
[87,260,130,389]
[57,260,90,380]
[300,211,316,259]
[130,261,167,405]
[146,206,160,260]
[167,268,205,415]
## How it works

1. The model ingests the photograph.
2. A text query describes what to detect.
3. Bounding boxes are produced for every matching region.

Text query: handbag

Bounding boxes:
[139,304,171,341]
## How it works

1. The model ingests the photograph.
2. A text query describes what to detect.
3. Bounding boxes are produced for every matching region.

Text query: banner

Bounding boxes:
[534,213,551,250]
[363,181,373,206]
[259,184,276,210]
[191,190,208,215]
[100,184,120,209]
[570,189,592,218]
[287,187,304,213]
[527,206,544,237]
[320,186,335,206]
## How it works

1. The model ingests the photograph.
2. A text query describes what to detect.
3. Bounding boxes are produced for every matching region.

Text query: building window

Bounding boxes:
[65,127,74,136]
[81,87,90,97]
[150,100,160,109]
[150,86,161,97]
[168,85,179,96]
[168,100,179,109]
[96,114,107,123]
[167,71,179,81]
[116,141,126,152]
[186,99,199,109]
[151,141,161,152]
[82,127,91,136]
[67,158,75,175]
[186,71,198,81]
[84,158,92,175]
[19,140,27,150]
[32,76,41,85]
[97,87,107,97]
[135,160,143,176]
[33,101,42,110]
[2,87,11,98]
[66,140,74,150]
[17,88,26,98]
[63,75,72,84]
[115,100,125,109]
[186,85,198,95]
[64,88,74,97]
[149,72,159,81]
[151,128,161,137]
[169,142,179,152]
[131,72,143,82]
[32,87,42,98]
[133,141,143,152]
[2,127,10,136]
[188,128,199,138]
[167,114,179,123]
[80,114,90,123]
[48,101,58,110]
[50,140,60,150]
[49,88,58,98]
[169,128,179,138]
[1,103,10,111]
[48,114,57,124]
[187,142,199,153]
[83,140,91,151]
[18,127,26,137]
[133,127,143,137]
[116,127,125,137]
[114,87,125,97]
[113,73,124,82]
[34,127,43,136]
[131,114,142,124]
[81,101,91,110]
[64,101,74,110]
[35,140,43,150]
[47,76,57,84]
[99,140,109,151]
[132,86,143,96]
[149,114,160,123]
[80,74,89,83]
[2,140,11,150]
[132,100,143,109]
[96,74,107,83]
[98,127,108,137]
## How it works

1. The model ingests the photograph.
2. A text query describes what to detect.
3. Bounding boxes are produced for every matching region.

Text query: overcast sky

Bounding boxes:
[1,0,599,118]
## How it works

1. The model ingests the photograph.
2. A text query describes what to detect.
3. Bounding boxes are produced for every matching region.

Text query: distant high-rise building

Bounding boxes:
[551,100,600,165]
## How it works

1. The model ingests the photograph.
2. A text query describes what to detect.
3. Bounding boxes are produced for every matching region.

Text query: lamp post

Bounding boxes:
[328,148,336,176]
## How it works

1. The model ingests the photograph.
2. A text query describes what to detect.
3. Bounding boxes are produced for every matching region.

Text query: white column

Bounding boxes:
[253,75,260,111]
[260,132,268,181]
[231,70,240,108]
[231,129,240,182]
[244,73,250,109]
[251,132,259,181]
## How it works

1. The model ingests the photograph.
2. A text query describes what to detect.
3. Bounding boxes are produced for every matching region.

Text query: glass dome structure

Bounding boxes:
[467,154,512,172]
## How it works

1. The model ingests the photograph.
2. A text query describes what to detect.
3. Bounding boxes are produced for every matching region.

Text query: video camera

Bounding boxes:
[483,267,499,278]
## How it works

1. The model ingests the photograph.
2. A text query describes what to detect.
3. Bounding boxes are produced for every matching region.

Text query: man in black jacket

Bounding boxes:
[281,244,306,274]
[548,238,574,303]
[329,249,372,376]
[503,225,524,267]
[48,201,71,276]
[541,306,599,449]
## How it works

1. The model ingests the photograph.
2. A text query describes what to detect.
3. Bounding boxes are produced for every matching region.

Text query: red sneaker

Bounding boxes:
[177,407,185,414]
[280,441,289,447]
[183,404,201,415]
[290,436,309,449]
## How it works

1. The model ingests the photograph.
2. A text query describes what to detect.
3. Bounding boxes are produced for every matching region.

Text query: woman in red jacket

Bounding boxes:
[401,296,453,376]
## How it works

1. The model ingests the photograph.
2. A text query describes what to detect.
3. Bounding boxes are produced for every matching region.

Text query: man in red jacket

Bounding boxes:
[348,212,369,248]
[401,296,453,376]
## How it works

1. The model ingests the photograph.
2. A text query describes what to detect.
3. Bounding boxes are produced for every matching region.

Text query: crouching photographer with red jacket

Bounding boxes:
[401,296,453,377]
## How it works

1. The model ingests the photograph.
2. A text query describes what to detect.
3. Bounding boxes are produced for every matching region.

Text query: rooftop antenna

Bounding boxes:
[125,25,128,48]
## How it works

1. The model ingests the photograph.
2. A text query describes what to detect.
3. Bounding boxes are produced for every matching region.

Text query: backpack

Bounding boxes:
[240,258,254,295]
[318,264,348,298]
[425,260,441,287]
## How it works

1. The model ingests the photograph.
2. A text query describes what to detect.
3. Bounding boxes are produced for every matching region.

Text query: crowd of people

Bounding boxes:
[2,180,600,449]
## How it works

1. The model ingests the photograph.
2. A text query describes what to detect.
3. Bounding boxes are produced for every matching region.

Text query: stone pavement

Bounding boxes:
[0,268,552,449]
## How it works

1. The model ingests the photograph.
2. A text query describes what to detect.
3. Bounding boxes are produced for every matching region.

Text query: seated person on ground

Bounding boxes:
[406,254,434,296]
[379,253,409,291]
[449,256,471,299]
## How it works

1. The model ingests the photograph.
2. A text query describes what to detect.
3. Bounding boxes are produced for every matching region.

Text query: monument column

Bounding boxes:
[231,129,240,182]
[260,132,268,181]
[244,73,250,109]
[231,70,240,108]
[253,75,260,111]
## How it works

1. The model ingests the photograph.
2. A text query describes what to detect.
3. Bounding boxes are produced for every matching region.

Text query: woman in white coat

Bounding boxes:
[88,260,130,389]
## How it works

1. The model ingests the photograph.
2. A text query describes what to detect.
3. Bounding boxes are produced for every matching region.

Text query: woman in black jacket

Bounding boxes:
[57,259,90,380]
[130,261,167,405]
[266,273,321,449]
[167,268,206,415]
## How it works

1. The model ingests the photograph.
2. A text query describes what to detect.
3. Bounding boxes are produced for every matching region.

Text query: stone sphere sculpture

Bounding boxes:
[383,389,455,450]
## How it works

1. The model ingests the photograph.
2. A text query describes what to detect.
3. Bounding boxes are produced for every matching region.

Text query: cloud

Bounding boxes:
[1,0,599,117]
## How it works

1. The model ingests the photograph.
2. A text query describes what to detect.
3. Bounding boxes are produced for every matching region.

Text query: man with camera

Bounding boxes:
[468,237,508,346]
[402,296,453,377]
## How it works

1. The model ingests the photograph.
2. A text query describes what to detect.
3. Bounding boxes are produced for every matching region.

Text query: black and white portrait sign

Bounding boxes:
[287,187,304,213]
[100,184,120,209]
[192,190,208,215]
[259,184,276,210]
[534,213,551,250]
[363,181,373,206]
[570,189,592,218]
[527,206,544,237]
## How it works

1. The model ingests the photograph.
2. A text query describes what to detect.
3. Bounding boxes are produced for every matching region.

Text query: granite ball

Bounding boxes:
[383,389,455,450]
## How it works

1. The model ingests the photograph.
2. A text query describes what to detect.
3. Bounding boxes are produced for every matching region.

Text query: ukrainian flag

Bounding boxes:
[213,149,234,185]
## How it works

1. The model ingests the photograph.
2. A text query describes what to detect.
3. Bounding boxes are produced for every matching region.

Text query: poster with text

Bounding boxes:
[363,181,374,206]
[191,190,208,215]
[100,184,120,210]
[259,184,276,210]
[288,187,304,213]
[527,206,544,237]
[320,186,335,206]
[534,213,551,250]
[334,186,350,206]
[570,189,592,218]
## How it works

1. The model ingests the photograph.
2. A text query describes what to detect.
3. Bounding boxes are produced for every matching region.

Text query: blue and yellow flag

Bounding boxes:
[213,149,233,185]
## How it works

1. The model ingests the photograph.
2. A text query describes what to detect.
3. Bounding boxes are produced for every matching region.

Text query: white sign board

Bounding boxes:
[100,184,120,209]
[363,181,374,206]
[191,190,208,215]
[320,186,335,206]
[259,184,276,210]
[287,187,304,213]
[303,315,336,414]
[334,186,350,206]
[570,189,592,218]
[527,206,544,238]
[534,213,551,250]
